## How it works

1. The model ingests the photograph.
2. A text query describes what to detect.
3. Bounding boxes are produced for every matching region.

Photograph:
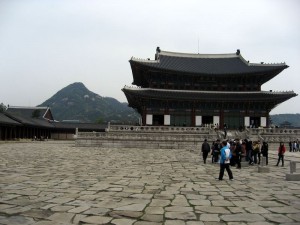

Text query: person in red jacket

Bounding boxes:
[276,142,286,167]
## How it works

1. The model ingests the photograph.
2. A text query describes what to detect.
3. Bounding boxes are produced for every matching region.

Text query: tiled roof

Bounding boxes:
[123,87,297,102]
[5,113,55,128]
[6,106,51,120]
[130,49,287,75]
[0,113,21,126]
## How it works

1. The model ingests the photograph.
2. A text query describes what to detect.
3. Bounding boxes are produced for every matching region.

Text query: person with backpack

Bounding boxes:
[201,139,210,164]
[216,140,234,181]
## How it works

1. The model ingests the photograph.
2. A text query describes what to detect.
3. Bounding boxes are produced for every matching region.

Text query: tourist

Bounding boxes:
[216,140,234,180]
[212,139,221,163]
[234,139,242,169]
[224,123,227,139]
[276,142,286,167]
[252,141,260,164]
[245,139,254,165]
[261,141,269,165]
[293,141,297,152]
[201,139,210,164]
[210,141,215,163]
[229,141,236,166]
[289,141,293,152]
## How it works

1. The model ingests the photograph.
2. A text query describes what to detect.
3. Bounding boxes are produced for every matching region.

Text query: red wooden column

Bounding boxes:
[142,107,147,126]
[220,110,224,129]
[191,108,195,127]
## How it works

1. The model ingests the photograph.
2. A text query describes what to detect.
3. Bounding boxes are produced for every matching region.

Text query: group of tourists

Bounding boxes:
[200,138,288,180]
[289,140,299,152]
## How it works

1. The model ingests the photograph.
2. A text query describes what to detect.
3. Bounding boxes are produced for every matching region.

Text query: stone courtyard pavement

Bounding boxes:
[1,141,300,225]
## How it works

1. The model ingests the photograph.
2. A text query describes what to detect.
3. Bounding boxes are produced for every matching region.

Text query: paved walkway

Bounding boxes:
[1,141,300,225]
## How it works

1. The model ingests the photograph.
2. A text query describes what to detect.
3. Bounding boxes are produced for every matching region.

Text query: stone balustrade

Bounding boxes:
[107,124,212,134]
[76,125,300,149]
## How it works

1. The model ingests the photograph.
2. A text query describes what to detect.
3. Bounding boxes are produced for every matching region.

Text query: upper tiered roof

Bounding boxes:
[130,47,288,75]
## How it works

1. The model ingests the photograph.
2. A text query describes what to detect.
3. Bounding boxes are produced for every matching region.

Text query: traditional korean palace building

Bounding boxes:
[122,47,297,129]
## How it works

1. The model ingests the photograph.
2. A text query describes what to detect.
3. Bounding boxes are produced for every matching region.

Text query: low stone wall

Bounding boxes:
[76,125,300,149]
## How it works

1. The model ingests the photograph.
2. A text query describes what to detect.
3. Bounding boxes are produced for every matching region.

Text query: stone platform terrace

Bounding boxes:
[1,141,300,225]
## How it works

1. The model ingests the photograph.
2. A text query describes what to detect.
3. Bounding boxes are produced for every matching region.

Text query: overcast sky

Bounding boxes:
[0,0,299,114]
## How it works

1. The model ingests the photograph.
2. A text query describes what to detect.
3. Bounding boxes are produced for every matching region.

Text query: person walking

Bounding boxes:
[234,139,242,169]
[201,139,210,164]
[217,140,234,181]
[276,142,286,167]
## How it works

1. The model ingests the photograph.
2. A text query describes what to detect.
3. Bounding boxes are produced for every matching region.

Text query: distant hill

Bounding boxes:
[38,82,140,124]
[270,114,300,127]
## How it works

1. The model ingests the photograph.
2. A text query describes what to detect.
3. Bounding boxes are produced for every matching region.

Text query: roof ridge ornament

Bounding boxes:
[155,46,161,60]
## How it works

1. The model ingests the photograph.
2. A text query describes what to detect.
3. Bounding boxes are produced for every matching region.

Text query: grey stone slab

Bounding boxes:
[195,206,230,214]
[165,206,193,212]
[109,210,143,218]
[0,215,35,225]
[145,206,164,215]
[80,215,113,224]
[211,200,234,207]
[165,211,197,220]
[82,207,110,215]
[262,213,294,223]
[149,199,171,207]
[46,212,74,223]
[114,203,147,211]
[199,213,220,221]
[111,218,137,225]
[189,199,211,206]
[21,209,54,219]
[134,222,162,225]
[221,213,266,222]
[244,206,271,213]
[186,222,205,225]
[267,206,300,213]
[165,220,186,225]
[141,214,164,222]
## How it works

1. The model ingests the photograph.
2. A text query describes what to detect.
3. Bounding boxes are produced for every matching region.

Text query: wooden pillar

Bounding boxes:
[220,109,224,129]
[9,127,12,140]
[191,108,195,127]
[4,127,7,140]
[142,107,146,126]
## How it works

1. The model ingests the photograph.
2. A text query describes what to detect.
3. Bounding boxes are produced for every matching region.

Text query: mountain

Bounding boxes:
[270,114,300,127]
[39,82,140,124]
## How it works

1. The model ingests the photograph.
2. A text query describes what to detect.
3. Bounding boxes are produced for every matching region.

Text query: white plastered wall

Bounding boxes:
[195,116,202,126]
[146,114,153,125]
[261,117,267,127]
[213,116,220,125]
[164,115,170,125]
[244,116,250,127]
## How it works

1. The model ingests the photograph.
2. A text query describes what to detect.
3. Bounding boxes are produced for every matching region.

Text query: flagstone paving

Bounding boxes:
[1,140,300,225]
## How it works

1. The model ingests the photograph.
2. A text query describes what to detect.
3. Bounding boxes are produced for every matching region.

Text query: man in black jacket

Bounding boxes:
[201,139,210,164]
